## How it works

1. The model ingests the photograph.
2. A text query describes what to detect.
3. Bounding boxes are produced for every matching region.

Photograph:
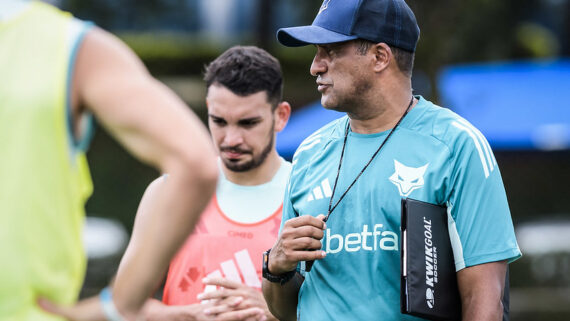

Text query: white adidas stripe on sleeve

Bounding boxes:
[451,121,491,178]
[457,118,496,169]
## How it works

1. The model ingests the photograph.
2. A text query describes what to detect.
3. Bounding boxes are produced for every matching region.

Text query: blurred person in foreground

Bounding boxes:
[142,46,291,321]
[0,1,218,320]
[262,0,521,320]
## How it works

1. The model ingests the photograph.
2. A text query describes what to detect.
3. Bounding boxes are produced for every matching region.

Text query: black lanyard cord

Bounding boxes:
[324,96,414,222]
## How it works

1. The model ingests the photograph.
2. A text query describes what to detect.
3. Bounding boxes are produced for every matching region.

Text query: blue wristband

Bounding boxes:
[99,287,126,321]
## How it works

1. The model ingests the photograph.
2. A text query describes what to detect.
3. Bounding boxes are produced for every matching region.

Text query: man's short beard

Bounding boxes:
[223,123,275,173]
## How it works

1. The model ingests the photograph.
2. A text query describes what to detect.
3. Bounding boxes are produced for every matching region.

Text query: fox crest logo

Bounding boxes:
[389,160,429,197]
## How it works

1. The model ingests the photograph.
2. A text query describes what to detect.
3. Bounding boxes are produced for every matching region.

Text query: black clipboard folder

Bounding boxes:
[400,198,461,321]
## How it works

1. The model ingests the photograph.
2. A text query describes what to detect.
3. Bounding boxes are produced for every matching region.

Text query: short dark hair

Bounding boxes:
[204,46,283,108]
[356,39,415,78]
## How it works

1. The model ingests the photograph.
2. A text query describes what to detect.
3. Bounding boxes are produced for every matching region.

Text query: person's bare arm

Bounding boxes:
[74,27,217,319]
[39,174,213,320]
[118,178,210,321]
[144,298,217,321]
[262,273,304,321]
[74,27,215,175]
[261,215,326,321]
[457,260,507,321]
[42,27,218,320]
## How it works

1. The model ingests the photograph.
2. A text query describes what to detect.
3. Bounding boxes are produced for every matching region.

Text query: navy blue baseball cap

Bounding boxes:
[277,0,420,52]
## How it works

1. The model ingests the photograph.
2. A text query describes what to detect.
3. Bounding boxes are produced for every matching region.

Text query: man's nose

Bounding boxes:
[223,127,244,146]
[310,51,327,77]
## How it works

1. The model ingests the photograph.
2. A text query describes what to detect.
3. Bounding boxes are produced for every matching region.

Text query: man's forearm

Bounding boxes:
[143,298,204,321]
[113,170,217,318]
[458,261,507,321]
[262,273,303,321]
[143,298,171,321]
[461,291,503,321]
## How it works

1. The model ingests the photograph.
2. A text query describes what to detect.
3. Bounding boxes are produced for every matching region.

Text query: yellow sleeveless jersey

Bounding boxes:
[0,2,94,320]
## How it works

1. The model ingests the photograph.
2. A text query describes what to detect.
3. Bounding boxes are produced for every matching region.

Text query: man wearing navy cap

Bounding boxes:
[262,0,521,320]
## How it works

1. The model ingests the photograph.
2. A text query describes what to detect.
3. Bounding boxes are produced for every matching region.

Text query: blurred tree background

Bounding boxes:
[58,0,570,225]
[53,0,569,319]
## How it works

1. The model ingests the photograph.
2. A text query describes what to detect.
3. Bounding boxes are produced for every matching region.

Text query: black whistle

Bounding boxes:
[305,215,327,272]
[305,259,315,272]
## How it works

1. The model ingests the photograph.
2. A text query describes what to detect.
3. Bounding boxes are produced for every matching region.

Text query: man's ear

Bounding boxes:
[373,42,392,73]
[274,101,291,132]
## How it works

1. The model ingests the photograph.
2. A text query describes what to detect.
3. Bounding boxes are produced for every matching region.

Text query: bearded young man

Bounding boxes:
[142,46,291,321]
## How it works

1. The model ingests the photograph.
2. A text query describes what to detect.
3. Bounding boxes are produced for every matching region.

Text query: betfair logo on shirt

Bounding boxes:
[323,224,398,254]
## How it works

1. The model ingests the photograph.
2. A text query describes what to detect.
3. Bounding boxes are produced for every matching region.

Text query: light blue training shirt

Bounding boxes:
[281,96,521,321]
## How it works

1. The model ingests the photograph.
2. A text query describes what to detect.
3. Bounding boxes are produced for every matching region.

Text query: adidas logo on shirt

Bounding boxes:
[307,178,333,202]
[201,249,261,295]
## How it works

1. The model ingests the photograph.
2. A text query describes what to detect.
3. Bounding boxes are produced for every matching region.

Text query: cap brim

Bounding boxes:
[277,25,358,47]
